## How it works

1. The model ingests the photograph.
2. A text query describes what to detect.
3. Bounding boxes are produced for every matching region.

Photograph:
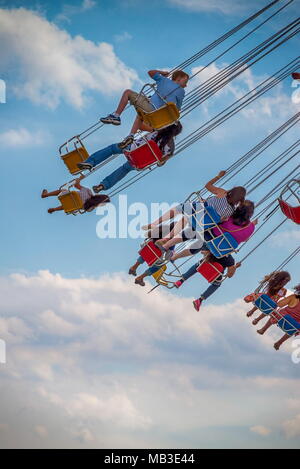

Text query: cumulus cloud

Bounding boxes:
[0,128,47,147]
[1,270,300,448]
[0,8,139,109]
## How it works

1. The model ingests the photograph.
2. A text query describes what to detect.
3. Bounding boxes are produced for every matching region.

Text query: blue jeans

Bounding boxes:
[86,143,135,190]
[137,256,160,276]
[182,262,221,300]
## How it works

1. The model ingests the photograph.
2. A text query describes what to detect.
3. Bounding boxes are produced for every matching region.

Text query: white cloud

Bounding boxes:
[1,270,300,448]
[283,414,300,438]
[114,31,133,43]
[0,8,139,109]
[55,0,97,23]
[168,0,252,15]
[0,128,46,147]
[250,425,271,436]
[271,230,300,248]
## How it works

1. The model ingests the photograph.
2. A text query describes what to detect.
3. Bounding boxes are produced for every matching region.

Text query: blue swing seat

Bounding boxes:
[203,204,221,230]
[206,232,239,258]
[277,314,300,336]
[190,202,221,232]
[254,294,277,315]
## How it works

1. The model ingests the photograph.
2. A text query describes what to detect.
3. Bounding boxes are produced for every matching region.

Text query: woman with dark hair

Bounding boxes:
[156,198,256,262]
[76,123,183,193]
[244,271,290,319]
[41,177,109,214]
[256,284,300,350]
[142,171,247,258]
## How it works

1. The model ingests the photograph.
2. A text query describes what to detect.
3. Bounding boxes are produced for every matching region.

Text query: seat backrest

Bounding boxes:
[203,205,221,230]
[58,191,84,214]
[152,265,167,282]
[277,314,300,336]
[278,198,300,224]
[254,294,277,314]
[197,262,224,283]
[139,241,163,266]
[124,140,163,170]
[206,232,239,259]
[61,145,89,175]
[138,103,180,130]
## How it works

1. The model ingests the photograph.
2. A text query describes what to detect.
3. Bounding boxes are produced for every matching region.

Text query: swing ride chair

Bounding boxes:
[278,179,300,225]
[183,191,239,259]
[134,83,180,131]
[123,135,164,171]
[58,181,85,215]
[59,135,90,176]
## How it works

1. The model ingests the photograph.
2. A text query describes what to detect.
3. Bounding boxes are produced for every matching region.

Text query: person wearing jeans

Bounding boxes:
[174,247,241,311]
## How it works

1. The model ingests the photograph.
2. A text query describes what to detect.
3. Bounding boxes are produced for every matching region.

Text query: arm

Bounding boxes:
[148,70,169,79]
[277,294,294,308]
[74,175,85,190]
[205,171,227,197]
[227,261,241,278]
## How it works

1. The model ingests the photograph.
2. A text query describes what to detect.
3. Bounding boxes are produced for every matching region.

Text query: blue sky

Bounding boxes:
[0,0,300,449]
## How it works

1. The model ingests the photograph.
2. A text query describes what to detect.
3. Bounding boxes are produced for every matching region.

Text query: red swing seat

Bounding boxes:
[139,241,163,266]
[278,199,300,225]
[124,140,163,170]
[197,262,224,283]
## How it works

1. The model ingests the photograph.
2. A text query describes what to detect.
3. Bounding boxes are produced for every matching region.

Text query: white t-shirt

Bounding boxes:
[130,132,172,157]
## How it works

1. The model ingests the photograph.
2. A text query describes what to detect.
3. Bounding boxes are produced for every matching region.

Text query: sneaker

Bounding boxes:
[193,298,203,312]
[174,280,183,289]
[77,162,93,171]
[100,114,121,125]
[135,278,145,287]
[118,135,134,149]
[93,184,104,193]
[128,267,137,276]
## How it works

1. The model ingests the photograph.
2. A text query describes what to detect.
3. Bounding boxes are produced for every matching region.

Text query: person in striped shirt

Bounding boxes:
[142,171,246,257]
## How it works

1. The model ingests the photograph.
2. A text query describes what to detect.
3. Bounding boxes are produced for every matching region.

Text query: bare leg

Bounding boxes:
[171,249,193,261]
[257,317,273,335]
[115,89,133,115]
[42,189,60,198]
[130,116,153,134]
[247,306,258,317]
[128,260,142,276]
[135,271,149,287]
[160,218,188,249]
[142,209,176,231]
[274,333,290,350]
[48,206,64,214]
[252,313,265,325]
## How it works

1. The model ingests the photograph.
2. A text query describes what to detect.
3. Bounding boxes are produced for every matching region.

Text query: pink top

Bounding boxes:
[212,218,255,244]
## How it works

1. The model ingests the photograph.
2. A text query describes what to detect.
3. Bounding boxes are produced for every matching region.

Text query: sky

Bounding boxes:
[0,0,300,449]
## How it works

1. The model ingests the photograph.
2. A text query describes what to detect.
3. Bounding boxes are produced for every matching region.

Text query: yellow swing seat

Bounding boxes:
[58,191,84,214]
[60,142,89,175]
[137,102,180,130]
[152,265,169,286]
